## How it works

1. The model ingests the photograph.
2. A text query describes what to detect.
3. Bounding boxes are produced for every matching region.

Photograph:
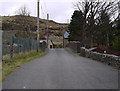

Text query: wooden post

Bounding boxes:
[47,14,49,48]
[10,36,13,58]
[63,30,64,48]
[37,0,40,52]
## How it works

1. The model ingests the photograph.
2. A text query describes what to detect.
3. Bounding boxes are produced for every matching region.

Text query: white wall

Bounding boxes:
[48,41,53,48]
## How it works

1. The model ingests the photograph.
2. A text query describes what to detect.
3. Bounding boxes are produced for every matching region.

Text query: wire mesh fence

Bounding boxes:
[2,32,46,58]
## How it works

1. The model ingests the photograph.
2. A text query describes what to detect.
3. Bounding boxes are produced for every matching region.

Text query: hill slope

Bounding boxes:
[2,15,69,43]
[2,15,68,31]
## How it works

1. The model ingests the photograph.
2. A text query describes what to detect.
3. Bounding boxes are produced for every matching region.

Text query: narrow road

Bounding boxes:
[3,48,118,89]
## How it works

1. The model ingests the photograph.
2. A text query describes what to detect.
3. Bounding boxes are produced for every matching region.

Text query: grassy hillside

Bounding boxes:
[2,15,68,31]
[2,15,68,43]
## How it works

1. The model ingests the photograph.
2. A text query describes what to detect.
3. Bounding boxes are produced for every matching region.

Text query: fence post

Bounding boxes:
[10,36,13,58]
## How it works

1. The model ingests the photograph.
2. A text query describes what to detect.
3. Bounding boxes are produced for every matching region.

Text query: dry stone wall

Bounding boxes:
[67,43,120,69]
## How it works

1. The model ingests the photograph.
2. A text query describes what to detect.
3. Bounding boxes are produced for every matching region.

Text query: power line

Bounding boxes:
[43,0,48,14]
[41,5,45,18]
[40,0,48,19]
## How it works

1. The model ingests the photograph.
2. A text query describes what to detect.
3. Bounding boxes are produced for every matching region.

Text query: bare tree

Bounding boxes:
[73,0,119,47]
[16,5,30,16]
[15,5,32,38]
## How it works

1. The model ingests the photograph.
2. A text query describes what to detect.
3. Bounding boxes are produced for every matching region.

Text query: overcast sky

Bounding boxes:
[0,0,118,23]
[0,0,79,23]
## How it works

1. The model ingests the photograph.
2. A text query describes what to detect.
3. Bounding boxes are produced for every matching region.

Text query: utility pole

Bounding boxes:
[47,13,49,48]
[37,0,40,52]
[0,31,2,61]
[62,27,65,48]
[63,30,64,48]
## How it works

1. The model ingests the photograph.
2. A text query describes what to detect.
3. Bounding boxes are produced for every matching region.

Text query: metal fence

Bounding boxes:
[2,32,46,58]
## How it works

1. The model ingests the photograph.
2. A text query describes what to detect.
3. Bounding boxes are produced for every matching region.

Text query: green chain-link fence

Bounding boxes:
[2,32,46,58]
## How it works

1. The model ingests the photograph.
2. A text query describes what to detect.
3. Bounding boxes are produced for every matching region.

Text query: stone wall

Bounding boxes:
[80,47,120,69]
[66,43,81,53]
[67,43,120,69]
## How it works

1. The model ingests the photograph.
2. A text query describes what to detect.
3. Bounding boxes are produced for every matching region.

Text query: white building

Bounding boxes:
[40,40,53,48]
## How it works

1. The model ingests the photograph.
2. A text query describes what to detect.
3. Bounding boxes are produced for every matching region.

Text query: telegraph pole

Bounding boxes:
[37,0,40,52]
[47,13,49,47]
[63,30,64,48]
[62,27,65,48]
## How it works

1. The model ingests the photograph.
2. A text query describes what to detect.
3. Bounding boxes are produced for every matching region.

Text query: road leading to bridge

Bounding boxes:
[3,48,118,89]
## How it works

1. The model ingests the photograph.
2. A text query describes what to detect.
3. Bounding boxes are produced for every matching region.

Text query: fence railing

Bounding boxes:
[2,31,46,58]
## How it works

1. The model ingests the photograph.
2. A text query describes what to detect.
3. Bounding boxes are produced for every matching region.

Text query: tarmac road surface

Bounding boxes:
[3,48,118,89]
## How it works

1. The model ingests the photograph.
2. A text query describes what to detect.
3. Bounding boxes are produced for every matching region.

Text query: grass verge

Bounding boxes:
[2,50,45,81]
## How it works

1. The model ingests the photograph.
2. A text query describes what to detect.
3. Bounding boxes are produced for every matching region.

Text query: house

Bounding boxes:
[40,40,53,48]
[63,31,69,48]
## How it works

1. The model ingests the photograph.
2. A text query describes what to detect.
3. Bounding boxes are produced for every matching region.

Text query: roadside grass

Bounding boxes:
[2,50,45,81]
